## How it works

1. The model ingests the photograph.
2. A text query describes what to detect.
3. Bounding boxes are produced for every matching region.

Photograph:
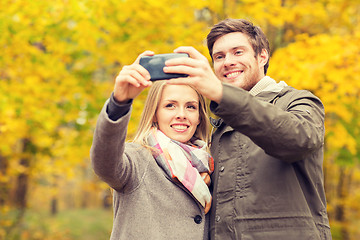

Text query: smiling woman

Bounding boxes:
[90,51,213,240]
[152,84,200,143]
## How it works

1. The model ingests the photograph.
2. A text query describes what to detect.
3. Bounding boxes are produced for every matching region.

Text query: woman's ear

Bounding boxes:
[152,116,158,127]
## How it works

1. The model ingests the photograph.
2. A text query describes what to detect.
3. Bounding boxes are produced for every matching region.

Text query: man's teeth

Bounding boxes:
[172,125,188,130]
[226,72,240,78]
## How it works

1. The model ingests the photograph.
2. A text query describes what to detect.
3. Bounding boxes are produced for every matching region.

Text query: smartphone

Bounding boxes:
[139,53,189,81]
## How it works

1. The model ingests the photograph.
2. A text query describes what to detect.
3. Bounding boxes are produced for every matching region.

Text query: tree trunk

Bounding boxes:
[13,138,31,209]
[51,198,58,215]
[0,154,9,206]
[334,166,351,240]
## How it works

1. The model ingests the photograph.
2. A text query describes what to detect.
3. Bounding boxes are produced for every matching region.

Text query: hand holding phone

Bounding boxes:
[139,53,189,81]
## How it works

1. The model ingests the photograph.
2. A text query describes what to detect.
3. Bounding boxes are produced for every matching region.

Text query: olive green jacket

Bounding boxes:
[209,81,331,240]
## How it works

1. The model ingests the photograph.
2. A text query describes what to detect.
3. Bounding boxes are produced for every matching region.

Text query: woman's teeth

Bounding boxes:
[172,125,188,131]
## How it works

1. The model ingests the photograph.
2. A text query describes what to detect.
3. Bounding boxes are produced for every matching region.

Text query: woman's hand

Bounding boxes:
[113,50,154,103]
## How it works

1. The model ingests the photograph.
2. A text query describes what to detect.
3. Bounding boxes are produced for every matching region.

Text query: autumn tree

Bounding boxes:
[1,0,360,239]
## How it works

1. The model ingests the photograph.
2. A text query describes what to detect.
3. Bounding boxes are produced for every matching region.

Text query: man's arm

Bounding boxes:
[211,84,325,162]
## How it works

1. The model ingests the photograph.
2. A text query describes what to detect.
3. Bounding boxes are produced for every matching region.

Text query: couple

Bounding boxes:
[90,19,332,240]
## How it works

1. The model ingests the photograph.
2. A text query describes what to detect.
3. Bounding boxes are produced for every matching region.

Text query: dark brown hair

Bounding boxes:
[207,19,270,75]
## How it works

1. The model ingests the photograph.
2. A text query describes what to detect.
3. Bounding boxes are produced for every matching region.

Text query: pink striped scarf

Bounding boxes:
[147,128,214,209]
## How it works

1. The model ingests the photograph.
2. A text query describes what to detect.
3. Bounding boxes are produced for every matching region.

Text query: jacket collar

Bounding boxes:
[210,77,288,129]
[250,76,288,96]
[210,117,223,128]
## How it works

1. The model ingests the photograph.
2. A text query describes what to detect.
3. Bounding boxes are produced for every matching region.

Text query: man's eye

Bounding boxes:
[235,50,243,55]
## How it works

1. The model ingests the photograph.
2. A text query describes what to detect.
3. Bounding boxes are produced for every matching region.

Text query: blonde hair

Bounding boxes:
[133,81,211,147]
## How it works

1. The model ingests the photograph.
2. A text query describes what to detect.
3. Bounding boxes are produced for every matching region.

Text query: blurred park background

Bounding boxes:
[0,0,359,239]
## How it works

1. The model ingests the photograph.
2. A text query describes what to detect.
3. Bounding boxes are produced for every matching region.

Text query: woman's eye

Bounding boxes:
[187,105,197,110]
[235,50,243,55]
[165,103,174,108]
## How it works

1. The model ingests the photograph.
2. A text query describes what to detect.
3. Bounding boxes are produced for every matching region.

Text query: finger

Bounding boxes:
[115,74,140,88]
[163,64,197,76]
[164,55,195,67]
[121,64,151,85]
[117,67,150,86]
[114,73,149,99]
[134,50,155,64]
[164,57,208,77]
[174,46,208,61]
[130,65,152,86]
[133,51,154,80]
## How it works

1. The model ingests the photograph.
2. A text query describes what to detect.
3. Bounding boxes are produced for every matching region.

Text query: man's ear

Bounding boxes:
[258,49,269,67]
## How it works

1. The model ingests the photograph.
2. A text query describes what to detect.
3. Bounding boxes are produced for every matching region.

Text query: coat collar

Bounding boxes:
[210,77,288,130]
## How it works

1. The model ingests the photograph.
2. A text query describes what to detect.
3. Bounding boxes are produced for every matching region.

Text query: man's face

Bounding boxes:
[212,32,268,91]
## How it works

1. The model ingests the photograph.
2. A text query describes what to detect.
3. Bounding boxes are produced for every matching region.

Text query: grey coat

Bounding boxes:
[90,102,208,240]
[209,83,332,240]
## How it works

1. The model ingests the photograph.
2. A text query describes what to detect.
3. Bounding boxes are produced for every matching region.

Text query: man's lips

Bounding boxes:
[224,70,243,79]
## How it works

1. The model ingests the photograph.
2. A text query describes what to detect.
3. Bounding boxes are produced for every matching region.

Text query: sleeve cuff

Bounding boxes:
[106,93,133,121]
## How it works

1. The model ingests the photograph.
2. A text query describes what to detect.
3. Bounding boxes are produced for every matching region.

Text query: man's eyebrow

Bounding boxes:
[213,46,245,56]
[212,50,222,56]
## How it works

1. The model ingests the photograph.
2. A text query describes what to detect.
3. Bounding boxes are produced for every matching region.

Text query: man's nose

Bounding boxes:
[223,54,236,67]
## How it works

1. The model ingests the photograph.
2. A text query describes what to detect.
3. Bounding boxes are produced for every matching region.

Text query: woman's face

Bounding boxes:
[155,85,200,143]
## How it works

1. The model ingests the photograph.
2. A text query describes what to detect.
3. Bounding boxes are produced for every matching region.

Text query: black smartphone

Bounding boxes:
[139,53,189,81]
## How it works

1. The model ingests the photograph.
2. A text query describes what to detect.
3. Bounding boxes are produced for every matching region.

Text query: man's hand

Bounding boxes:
[163,46,223,103]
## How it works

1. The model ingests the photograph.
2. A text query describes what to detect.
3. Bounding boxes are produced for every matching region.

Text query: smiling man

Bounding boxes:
[165,19,332,240]
[211,31,267,91]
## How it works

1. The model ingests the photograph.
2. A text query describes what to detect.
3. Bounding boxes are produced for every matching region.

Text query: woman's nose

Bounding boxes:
[175,108,186,119]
